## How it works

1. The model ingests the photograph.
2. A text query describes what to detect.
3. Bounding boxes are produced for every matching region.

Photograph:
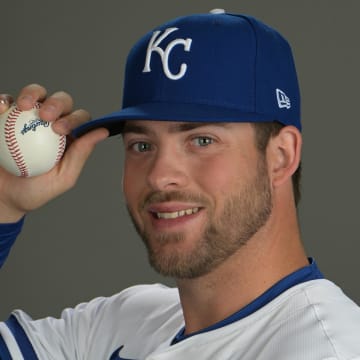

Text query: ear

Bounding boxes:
[266,126,302,188]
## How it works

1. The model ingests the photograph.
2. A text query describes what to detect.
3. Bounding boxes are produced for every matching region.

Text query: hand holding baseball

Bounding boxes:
[0,84,109,223]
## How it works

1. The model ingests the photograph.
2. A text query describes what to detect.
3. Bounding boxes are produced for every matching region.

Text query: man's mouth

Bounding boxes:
[154,207,200,219]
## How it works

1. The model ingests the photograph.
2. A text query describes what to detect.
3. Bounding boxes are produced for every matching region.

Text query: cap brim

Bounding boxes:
[72,102,274,138]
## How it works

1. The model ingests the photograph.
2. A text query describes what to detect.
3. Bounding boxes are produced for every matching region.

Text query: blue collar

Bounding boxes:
[172,258,323,345]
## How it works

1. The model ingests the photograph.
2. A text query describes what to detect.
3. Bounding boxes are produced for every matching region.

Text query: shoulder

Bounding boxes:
[74,283,182,334]
[8,284,182,359]
[216,279,360,360]
[107,283,180,314]
[297,279,360,325]
[70,283,180,320]
[273,279,360,359]
[12,283,181,335]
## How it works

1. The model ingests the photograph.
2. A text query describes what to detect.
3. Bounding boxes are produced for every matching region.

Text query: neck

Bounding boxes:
[176,200,308,335]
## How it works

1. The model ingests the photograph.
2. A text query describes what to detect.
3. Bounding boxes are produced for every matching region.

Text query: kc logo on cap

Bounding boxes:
[143,27,192,80]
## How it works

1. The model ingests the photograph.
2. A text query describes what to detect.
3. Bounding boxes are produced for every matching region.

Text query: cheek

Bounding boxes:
[192,155,238,194]
[122,161,145,207]
[192,152,257,201]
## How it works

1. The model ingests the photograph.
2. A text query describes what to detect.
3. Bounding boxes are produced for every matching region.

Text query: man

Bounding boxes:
[1,9,360,360]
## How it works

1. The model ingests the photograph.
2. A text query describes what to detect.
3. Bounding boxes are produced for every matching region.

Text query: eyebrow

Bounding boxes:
[122,122,230,135]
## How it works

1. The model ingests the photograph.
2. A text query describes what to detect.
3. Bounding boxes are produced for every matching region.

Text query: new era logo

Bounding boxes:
[276,89,291,109]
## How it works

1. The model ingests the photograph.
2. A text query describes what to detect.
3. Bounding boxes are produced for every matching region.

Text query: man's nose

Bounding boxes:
[146,149,189,191]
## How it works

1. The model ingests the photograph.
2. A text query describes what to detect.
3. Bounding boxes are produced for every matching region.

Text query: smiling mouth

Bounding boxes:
[154,207,200,219]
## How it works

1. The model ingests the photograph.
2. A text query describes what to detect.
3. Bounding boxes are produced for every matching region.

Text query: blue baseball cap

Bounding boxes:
[74,9,301,137]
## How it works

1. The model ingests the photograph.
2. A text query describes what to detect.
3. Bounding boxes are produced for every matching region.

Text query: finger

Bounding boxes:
[0,94,14,114]
[55,128,109,190]
[52,109,91,135]
[39,91,74,122]
[17,84,47,110]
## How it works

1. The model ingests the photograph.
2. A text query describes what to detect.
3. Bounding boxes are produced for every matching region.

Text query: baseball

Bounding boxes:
[0,103,66,177]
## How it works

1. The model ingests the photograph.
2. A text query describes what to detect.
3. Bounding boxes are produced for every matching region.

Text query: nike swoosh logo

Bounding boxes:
[110,345,137,360]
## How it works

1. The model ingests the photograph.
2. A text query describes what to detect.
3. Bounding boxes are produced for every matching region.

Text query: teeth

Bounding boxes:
[156,208,199,219]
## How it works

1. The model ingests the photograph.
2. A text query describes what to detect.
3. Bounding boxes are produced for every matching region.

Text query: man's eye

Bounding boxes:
[132,142,152,152]
[193,137,214,147]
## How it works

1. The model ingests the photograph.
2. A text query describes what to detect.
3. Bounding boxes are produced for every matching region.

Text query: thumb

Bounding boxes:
[56,128,109,187]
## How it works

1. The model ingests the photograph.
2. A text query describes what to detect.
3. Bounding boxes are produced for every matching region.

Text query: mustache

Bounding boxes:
[141,191,209,209]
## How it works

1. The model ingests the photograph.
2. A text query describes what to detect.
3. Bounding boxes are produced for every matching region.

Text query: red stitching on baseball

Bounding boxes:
[5,103,40,177]
[55,135,66,164]
[5,107,29,176]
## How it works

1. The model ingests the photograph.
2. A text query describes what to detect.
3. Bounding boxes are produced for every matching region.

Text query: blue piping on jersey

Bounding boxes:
[171,258,324,344]
[4,315,38,359]
[0,334,13,360]
[110,345,137,360]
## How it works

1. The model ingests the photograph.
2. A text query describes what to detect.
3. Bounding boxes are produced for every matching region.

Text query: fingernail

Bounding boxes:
[0,97,10,112]
[0,94,12,105]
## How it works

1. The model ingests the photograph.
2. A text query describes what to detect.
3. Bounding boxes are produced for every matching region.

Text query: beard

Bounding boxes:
[127,156,272,280]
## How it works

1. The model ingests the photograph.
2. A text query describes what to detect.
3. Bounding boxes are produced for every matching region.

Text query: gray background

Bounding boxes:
[0,0,359,320]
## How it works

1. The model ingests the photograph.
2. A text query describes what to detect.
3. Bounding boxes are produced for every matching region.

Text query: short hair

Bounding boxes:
[252,122,302,206]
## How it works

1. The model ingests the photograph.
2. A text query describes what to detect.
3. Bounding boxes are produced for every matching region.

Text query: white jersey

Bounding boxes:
[1,279,360,360]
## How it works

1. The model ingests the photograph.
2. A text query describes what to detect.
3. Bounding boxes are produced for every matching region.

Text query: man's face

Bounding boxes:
[122,121,273,279]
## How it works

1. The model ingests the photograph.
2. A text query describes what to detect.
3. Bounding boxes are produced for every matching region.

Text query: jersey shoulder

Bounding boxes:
[105,283,181,323]
[6,284,182,360]
[268,279,360,359]
[166,279,360,360]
